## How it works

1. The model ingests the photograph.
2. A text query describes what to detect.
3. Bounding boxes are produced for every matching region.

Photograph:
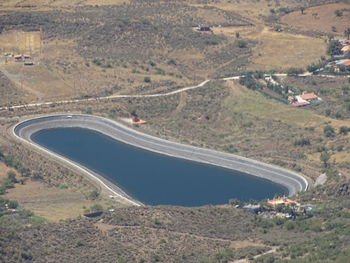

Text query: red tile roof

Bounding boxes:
[300,92,318,100]
[342,45,350,52]
[291,101,310,107]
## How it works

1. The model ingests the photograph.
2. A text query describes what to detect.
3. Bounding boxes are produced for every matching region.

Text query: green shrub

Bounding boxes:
[6,170,17,183]
[294,138,310,146]
[92,58,102,66]
[339,126,350,135]
[88,189,100,200]
[236,40,248,48]
[324,125,336,137]
[167,58,176,65]
[286,67,304,76]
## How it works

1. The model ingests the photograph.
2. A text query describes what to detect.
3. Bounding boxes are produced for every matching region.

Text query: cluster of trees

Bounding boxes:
[239,71,266,90]
[327,40,343,56]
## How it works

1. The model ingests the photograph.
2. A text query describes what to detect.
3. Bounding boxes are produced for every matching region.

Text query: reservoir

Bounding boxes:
[31,127,288,206]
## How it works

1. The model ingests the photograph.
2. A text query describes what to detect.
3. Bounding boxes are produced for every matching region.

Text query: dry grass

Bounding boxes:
[2,176,128,221]
[0,30,41,54]
[1,37,191,102]
[249,28,327,70]
[224,81,328,129]
[307,151,350,164]
[0,0,128,8]
[190,0,279,17]
[281,3,350,36]
[0,161,17,179]
[212,23,326,70]
[4,179,95,221]
[1,160,126,222]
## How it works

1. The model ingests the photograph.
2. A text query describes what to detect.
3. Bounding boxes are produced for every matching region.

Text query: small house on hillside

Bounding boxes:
[289,92,322,107]
[197,25,211,31]
[14,54,32,62]
[299,92,320,102]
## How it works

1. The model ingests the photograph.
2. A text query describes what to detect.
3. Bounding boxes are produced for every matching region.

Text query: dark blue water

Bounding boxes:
[31,128,288,206]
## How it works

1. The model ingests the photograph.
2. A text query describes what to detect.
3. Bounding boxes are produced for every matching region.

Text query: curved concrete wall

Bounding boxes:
[13,114,309,205]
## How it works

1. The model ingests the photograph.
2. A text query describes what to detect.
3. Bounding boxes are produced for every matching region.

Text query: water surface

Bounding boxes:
[32,127,288,206]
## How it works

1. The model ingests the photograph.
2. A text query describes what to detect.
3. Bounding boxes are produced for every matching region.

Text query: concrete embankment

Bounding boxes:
[13,114,309,205]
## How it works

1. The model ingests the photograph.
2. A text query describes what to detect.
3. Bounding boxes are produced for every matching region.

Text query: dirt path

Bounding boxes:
[0,71,348,112]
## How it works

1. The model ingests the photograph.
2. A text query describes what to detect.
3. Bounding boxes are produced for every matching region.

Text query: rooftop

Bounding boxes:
[299,92,318,101]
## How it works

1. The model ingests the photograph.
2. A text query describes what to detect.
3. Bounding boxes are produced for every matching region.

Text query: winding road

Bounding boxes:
[13,114,309,206]
[0,71,347,112]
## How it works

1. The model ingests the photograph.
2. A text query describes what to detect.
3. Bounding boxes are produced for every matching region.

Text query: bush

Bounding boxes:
[88,189,100,200]
[324,125,336,137]
[144,76,151,83]
[167,58,176,65]
[236,40,248,48]
[155,68,165,75]
[286,68,304,76]
[335,10,343,17]
[317,146,327,152]
[92,58,102,66]
[6,170,17,183]
[7,200,18,209]
[294,138,310,146]
[339,126,350,135]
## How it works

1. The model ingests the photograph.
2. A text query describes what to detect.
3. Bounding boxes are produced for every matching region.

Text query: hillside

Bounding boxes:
[1,0,350,262]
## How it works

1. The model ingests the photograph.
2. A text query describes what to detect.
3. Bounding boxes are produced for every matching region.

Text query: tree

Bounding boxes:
[335,10,343,17]
[300,7,306,14]
[320,151,330,168]
[344,28,350,40]
[327,40,342,56]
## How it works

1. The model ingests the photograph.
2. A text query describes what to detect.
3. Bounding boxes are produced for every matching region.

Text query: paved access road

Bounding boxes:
[13,114,309,206]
